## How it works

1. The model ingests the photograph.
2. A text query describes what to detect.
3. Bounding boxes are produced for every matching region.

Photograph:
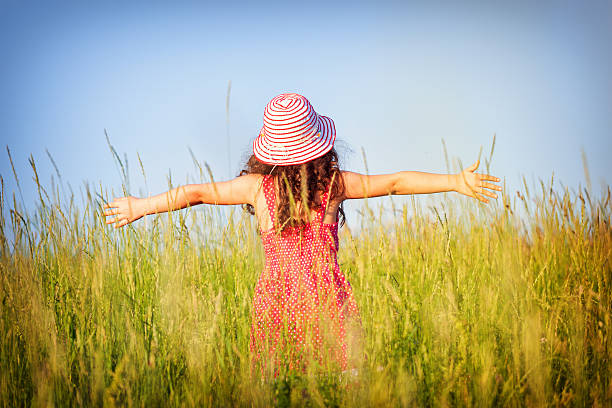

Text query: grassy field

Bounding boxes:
[0,159,610,406]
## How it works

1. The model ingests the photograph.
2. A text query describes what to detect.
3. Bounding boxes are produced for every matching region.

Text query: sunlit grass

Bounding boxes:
[0,153,610,406]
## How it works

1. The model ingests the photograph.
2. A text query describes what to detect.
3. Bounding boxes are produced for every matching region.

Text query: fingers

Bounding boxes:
[105,216,129,228]
[466,160,480,172]
[479,174,501,182]
[104,197,128,208]
[474,193,489,204]
[102,198,132,229]
[458,169,502,204]
[104,211,122,224]
[476,175,502,201]
[115,218,129,228]
[472,175,502,203]
[103,204,123,226]
[480,189,498,199]
[103,199,117,209]
[481,182,502,192]
[105,214,129,228]
[475,181,500,200]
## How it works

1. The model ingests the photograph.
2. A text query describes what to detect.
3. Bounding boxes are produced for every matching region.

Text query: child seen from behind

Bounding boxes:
[104,93,501,377]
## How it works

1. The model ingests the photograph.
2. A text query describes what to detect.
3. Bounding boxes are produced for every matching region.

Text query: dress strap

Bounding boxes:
[318,183,333,221]
[262,175,276,225]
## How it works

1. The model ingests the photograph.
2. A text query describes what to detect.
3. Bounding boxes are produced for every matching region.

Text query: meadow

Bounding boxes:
[0,151,610,407]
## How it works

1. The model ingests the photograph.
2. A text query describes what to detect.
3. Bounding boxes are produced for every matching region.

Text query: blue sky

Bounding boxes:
[1,0,610,224]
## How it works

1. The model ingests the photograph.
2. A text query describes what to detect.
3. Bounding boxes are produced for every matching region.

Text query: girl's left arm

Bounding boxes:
[104,174,260,228]
[343,160,501,203]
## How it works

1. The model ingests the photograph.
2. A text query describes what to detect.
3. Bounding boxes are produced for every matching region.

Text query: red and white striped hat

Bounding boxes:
[253,93,336,166]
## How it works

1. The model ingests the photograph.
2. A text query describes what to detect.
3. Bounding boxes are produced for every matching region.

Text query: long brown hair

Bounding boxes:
[239,148,346,231]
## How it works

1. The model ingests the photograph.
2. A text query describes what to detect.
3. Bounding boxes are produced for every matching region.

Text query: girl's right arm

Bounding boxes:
[104,174,260,228]
[342,160,501,203]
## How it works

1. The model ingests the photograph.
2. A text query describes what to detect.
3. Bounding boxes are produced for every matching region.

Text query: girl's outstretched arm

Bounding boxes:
[104,174,260,228]
[342,160,501,203]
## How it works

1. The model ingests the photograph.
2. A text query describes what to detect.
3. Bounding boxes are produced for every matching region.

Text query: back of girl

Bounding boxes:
[104,92,501,378]
[241,94,361,375]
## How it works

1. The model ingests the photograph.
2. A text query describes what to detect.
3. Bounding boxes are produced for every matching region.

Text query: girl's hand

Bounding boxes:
[454,160,502,203]
[104,196,145,228]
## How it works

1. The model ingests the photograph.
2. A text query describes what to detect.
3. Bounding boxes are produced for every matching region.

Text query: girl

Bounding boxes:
[104,93,501,376]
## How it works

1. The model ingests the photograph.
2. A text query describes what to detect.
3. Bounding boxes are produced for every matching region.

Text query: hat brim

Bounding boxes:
[253,115,336,166]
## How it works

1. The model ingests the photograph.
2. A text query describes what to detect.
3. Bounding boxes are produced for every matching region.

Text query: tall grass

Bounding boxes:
[0,154,610,406]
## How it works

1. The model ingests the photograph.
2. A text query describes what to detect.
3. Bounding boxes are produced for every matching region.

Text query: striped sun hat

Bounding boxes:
[253,93,336,166]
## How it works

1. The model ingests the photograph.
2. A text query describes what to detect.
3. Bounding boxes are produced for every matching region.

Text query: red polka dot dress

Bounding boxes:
[249,175,362,376]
